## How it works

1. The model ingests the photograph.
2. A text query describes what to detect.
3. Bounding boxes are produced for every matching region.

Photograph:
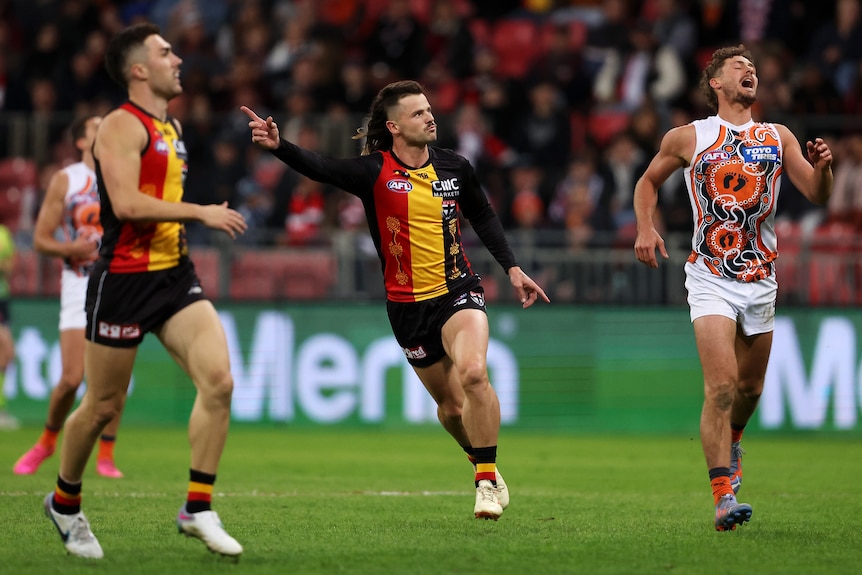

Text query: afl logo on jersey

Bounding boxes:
[154,138,171,155]
[702,151,731,163]
[387,179,413,193]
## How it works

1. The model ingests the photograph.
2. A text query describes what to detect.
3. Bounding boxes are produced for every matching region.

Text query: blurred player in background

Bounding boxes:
[0,223,17,430]
[43,23,247,559]
[634,45,833,531]
[14,115,126,478]
[242,80,549,522]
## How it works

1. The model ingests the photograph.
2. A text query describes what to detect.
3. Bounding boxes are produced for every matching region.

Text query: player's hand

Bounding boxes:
[200,202,247,239]
[240,105,280,150]
[634,228,668,268]
[806,137,833,170]
[67,234,100,260]
[508,266,550,309]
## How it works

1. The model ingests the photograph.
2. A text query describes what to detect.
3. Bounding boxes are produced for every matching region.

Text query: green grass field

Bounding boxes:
[1,426,860,574]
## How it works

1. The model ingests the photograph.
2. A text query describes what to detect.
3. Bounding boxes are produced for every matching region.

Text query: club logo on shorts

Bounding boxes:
[99,321,141,340]
[470,290,484,307]
[403,346,427,360]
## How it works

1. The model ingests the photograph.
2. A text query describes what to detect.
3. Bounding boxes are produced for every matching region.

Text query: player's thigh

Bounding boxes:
[156,299,230,385]
[735,330,773,388]
[84,340,136,401]
[441,308,489,369]
[59,328,86,383]
[692,315,739,385]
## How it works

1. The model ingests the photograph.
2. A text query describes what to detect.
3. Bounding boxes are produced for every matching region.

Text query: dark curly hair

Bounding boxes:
[352,80,425,155]
[699,45,755,112]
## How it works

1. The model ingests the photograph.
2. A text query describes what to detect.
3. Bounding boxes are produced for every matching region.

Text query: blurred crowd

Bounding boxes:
[1,0,861,252]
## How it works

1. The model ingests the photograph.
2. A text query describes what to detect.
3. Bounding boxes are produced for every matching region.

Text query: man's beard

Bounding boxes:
[735,92,757,108]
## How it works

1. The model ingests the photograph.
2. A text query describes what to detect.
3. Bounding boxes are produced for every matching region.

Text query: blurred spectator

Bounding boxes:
[790,62,844,119]
[365,0,427,81]
[527,22,594,114]
[592,19,686,114]
[548,154,615,248]
[282,176,326,246]
[425,0,475,79]
[583,0,632,75]
[747,44,792,120]
[330,58,376,117]
[508,81,571,200]
[807,0,862,96]
[649,0,697,66]
[597,130,648,236]
[829,133,862,228]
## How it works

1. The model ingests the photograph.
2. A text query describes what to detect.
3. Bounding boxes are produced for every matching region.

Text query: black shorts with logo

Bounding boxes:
[386,279,487,368]
[85,259,206,348]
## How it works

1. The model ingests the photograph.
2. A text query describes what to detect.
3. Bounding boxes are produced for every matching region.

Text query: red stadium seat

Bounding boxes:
[808,221,855,305]
[490,19,540,78]
[228,250,335,301]
[587,109,631,148]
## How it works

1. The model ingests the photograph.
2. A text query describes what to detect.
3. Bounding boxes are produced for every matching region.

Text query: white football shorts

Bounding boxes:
[59,269,89,331]
[684,260,777,336]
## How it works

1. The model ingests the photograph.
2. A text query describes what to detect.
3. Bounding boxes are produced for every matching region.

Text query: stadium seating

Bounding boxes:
[228,250,336,301]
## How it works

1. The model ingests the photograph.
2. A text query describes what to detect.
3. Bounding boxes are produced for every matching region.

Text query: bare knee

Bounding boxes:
[437,400,463,423]
[85,398,123,429]
[737,378,763,402]
[55,371,84,397]
[458,360,490,393]
[705,380,736,411]
[198,367,234,407]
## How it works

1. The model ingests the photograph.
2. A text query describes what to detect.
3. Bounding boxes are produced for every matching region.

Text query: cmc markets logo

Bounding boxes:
[432,177,460,197]
[386,179,413,193]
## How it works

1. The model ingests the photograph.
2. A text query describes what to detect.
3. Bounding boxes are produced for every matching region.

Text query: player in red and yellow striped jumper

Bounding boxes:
[242,80,550,521]
[43,23,247,559]
[634,45,833,531]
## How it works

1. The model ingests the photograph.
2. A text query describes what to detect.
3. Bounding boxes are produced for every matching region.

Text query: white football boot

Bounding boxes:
[176,504,243,557]
[44,493,104,559]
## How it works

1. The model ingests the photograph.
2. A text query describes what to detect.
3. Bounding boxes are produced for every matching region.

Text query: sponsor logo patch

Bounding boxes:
[403,345,427,360]
[702,151,731,163]
[387,179,413,193]
[98,321,142,340]
[741,145,778,163]
[431,178,460,197]
[469,290,485,307]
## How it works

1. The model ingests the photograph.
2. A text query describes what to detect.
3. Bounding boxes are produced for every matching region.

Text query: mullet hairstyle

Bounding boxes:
[352,80,425,155]
[699,44,754,113]
[104,22,161,89]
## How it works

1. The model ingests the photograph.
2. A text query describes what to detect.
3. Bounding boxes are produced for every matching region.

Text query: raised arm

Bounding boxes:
[776,125,833,206]
[634,124,694,268]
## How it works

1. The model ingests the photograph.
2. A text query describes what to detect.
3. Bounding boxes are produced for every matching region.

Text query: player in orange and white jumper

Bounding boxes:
[633,45,833,531]
[14,115,127,478]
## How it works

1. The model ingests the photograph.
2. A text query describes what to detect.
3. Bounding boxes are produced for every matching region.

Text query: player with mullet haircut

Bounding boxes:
[634,45,833,531]
[242,80,549,520]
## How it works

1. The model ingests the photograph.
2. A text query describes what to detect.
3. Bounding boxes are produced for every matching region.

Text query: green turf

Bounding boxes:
[1,426,860,574]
